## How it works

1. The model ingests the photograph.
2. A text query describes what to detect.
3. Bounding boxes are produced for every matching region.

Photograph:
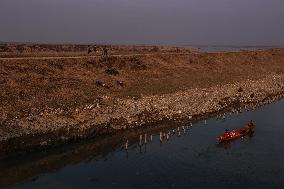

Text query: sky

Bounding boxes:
[0,0,284,46]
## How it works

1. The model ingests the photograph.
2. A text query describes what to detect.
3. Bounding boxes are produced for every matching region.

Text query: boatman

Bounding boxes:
[248,120,255,132]
[248,120,255,128]
[224,129,230,138]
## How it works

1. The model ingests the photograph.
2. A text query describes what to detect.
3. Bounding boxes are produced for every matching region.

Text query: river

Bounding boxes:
[2,100,284,189]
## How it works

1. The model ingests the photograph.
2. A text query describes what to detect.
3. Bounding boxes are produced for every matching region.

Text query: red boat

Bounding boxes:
[216,122,256,143]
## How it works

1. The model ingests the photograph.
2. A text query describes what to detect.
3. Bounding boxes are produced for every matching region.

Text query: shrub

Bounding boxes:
[151,46,159,52]
[105,68,119,76]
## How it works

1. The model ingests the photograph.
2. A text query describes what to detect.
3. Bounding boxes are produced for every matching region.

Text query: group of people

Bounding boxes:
[87,45,108,56]
[223,120,255,137]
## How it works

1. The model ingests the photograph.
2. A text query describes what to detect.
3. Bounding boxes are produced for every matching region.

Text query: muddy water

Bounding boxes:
[3,100,284,189]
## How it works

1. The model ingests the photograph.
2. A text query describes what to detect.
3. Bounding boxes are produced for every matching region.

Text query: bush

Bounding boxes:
[0,44,9,52]
[105,68,119,76]
[151,46,159,52]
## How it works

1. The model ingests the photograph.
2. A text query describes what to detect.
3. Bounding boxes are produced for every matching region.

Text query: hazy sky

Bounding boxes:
[0,0,284,46]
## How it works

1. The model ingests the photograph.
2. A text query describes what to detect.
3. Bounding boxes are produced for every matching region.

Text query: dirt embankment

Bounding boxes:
[0,45,284,154]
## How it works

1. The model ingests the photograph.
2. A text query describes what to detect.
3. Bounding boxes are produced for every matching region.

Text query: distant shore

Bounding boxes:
[1,44,284,155]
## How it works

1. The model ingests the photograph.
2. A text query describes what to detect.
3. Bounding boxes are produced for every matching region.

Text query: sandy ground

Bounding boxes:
[0,43,284,154]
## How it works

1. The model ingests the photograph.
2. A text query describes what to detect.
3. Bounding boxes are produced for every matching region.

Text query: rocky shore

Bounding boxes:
[1,73,284,155]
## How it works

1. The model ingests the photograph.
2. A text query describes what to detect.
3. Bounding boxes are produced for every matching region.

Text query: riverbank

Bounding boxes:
[1,45,284,155]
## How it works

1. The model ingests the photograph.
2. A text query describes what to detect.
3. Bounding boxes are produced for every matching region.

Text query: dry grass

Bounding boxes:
[0,45,284,119]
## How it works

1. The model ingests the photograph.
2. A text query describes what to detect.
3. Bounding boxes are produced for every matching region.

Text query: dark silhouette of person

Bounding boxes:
[93,45,97,53]
[103,46,108,56]
[248,120,254,127]
[87,45,97,54]
[88,48,92,54]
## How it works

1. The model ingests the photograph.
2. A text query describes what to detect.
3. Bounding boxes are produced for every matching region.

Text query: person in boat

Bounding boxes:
[248,120,255,128]
[247,120,255,132]
[224,129,230,138]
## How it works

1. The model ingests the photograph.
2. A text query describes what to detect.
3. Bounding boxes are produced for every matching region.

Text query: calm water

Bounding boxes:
[3,100,284,189]
[189,45,280,53]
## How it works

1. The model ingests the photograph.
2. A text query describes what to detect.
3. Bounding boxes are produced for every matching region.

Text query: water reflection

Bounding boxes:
[125,125,193,157]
